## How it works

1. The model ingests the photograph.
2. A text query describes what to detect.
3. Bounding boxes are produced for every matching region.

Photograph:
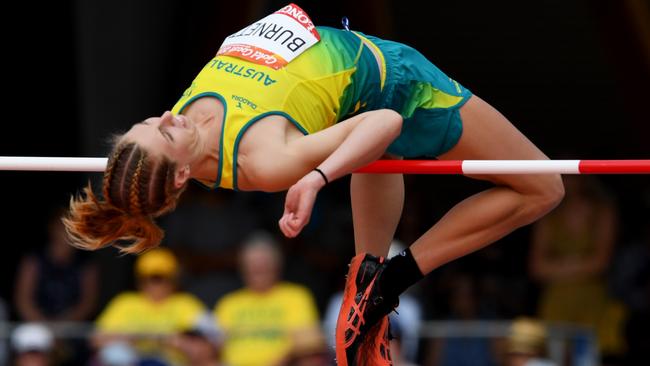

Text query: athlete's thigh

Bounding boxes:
[438,95,552,193]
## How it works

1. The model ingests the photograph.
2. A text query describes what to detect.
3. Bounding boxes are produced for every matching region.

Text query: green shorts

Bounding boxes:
[365,35,472,157]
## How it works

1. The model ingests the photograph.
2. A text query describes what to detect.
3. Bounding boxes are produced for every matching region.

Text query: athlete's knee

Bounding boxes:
[526,173,565,219]
[540,173,564,210]
[376,109,403,134]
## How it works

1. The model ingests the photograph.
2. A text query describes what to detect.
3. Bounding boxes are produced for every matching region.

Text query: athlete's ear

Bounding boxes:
[174,165,191,188]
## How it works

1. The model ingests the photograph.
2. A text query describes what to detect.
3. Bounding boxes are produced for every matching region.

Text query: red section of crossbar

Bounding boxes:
[578,160,650,174]
[356,160,464,174]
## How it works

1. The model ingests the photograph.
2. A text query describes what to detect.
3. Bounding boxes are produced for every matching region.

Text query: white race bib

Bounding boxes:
[217,3,320,70]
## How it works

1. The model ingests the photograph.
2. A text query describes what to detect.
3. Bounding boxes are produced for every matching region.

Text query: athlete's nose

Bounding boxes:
[159,111,174,126]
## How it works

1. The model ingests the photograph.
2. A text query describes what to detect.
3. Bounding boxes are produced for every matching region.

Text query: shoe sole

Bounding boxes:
[335,254,365,366]
[336,254,392,366]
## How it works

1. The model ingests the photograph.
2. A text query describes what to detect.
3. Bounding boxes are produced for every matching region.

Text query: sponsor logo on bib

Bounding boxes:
[217,3,320,70]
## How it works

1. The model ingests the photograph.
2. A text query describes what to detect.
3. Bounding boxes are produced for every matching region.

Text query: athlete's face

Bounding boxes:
[124,111,200,167]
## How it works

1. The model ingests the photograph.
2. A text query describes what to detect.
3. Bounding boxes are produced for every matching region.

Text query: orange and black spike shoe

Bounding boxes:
[335,253,397,366]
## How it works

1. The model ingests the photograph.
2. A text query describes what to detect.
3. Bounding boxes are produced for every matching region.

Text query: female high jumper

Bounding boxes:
[65,4,564,366]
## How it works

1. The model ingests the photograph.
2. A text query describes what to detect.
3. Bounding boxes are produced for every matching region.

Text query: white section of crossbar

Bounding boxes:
[462,160,580,174]
[0,157,108,172]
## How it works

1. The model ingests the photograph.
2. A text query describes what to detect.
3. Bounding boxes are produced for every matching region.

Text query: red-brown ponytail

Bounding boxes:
[64,141,185,254]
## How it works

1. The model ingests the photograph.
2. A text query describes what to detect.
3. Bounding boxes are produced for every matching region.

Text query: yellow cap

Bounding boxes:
[135,248,179,278]
[507,317,548,355]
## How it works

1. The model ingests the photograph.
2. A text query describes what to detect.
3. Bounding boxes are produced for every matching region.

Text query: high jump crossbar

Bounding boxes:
[0,157,649,174]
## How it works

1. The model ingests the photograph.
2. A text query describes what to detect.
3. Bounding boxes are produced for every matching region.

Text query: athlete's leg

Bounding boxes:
[409,95,565,274]
[351,155,404,257]
[338,156,404,366]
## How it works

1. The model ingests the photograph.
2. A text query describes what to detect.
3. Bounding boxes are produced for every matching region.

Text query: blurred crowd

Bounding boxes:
[1,175,649,366]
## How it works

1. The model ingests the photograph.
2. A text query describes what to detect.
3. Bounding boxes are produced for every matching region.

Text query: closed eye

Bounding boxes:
[158,126,174,142]
[138,120,173,142]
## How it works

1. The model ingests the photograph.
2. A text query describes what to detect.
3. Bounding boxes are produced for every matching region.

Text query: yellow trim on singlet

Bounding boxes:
[353,32,387,90]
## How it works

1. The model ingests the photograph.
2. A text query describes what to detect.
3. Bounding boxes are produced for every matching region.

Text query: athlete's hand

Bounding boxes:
[279,171,326,238]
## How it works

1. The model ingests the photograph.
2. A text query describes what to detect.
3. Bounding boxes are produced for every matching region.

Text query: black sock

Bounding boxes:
[379,247,424,300]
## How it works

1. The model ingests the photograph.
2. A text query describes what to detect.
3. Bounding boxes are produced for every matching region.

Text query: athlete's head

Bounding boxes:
[64,111,197,254]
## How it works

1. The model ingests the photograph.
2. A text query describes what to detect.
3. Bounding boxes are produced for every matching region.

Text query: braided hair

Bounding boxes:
[64,141,186,254]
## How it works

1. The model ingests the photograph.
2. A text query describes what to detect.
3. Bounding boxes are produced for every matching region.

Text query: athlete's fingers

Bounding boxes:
[286,213,302,235]
[280,176,320,238]
[278,212,288,234]
[298,188,316,220]
[290,195,314,235]
[279,216,294,238]
[281,187,298,236]
[279,213,300,238]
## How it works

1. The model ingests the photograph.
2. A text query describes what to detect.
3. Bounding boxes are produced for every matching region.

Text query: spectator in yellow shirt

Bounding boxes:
[214,233,321,366]
[94,248,206,363]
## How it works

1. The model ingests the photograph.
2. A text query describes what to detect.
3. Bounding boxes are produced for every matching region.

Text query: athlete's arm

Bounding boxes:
[241,109,402,192]
[276,109,403,237]
[293,109,403,184]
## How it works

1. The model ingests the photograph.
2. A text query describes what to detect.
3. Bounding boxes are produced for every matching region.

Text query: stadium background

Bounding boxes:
[0,0,648,365]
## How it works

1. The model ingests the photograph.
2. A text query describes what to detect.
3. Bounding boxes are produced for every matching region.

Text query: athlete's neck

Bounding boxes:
[184,97,224,182]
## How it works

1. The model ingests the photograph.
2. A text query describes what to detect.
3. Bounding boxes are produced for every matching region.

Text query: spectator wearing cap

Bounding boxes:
[11,323,54,366]
[213,233,320,366]
[14,210,100,366]
[94,248,206,363]
[94,341,138,366]
[505,318,556,366]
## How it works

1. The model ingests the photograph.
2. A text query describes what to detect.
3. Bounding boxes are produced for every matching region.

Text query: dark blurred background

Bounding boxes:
[0,0,648,365]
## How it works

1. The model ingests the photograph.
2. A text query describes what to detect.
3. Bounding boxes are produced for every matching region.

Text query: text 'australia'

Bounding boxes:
[209,60,277,86]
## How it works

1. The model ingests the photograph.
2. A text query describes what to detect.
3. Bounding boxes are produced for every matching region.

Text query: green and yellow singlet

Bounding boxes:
[172,5,472,190]
[172,26,384,190]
